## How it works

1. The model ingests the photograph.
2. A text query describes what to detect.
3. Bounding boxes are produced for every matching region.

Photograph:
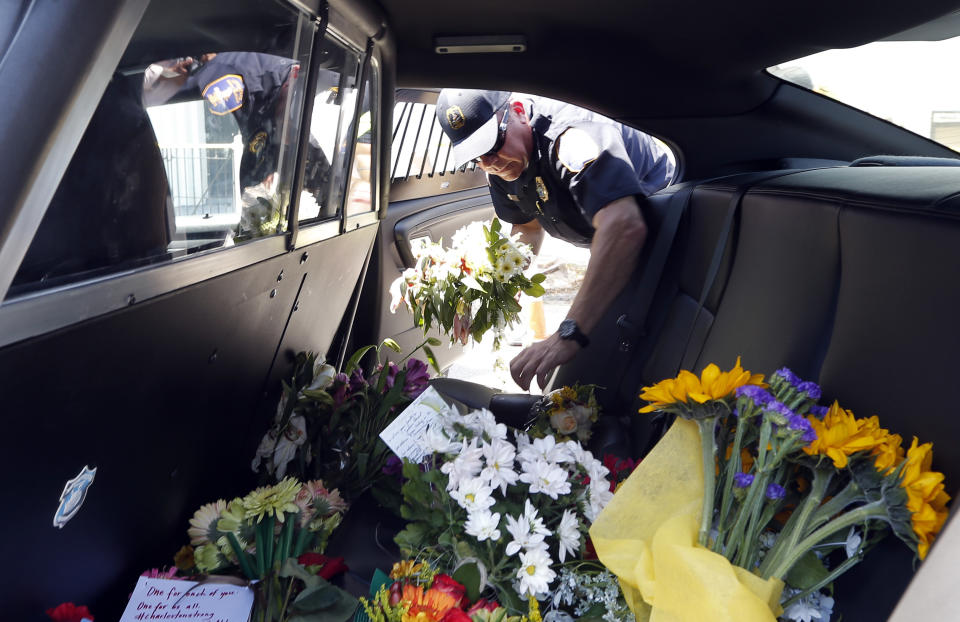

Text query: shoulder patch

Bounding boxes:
[556,127,600,173]
[202,74,245,115]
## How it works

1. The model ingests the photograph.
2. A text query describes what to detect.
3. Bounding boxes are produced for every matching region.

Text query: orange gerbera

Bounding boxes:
[639,357,764,413]
[400,585,458,622]
[899,437,950,559]
[802,402,890,468]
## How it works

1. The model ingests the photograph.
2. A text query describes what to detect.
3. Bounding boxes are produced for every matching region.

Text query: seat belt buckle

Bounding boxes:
[616,314,646,352]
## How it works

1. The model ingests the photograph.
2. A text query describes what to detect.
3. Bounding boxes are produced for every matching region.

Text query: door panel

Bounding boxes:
[0,228,373,619]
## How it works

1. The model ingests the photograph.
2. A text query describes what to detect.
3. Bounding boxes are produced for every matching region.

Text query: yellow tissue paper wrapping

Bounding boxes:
[589,418,784,622]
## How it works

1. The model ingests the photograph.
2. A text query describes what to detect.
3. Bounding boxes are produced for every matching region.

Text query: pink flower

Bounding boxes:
[140,567,179,580]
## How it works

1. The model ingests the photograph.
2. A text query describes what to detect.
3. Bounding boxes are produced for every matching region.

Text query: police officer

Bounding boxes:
[436,89,674,391]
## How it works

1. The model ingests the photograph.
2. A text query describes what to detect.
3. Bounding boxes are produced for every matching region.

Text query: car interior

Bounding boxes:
[3,0,960,619]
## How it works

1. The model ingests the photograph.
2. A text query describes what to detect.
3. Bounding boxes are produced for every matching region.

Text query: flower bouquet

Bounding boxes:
[392,405,635,618]
[525,384,601,444]
[174,477,357,622]
[389,218,546,346]
[590,358,950,622]
[252,340,433,505]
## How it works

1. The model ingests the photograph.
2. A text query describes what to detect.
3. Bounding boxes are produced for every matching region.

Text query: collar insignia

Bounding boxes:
[446,105,465,130]
[203,74,245,116]
[54,465,97,528]
[249,131,268,155]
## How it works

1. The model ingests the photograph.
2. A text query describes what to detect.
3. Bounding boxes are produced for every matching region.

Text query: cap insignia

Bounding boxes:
[446,105,465,130]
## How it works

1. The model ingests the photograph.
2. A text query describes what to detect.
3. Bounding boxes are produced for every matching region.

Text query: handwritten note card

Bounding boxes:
[119,577,254,622]
[379,385,453,462]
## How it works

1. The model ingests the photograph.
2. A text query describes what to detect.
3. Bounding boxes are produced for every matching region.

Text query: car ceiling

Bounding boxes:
[378,0,960,118]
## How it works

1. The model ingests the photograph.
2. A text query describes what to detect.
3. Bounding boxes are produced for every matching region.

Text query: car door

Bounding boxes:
[0,0,389,616]
[354,88,497,370]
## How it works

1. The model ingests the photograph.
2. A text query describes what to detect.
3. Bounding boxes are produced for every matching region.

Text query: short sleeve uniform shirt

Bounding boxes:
[489,96,674,247]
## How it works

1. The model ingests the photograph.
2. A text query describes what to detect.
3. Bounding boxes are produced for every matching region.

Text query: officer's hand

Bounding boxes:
[509,334,580,391]
[452,313,471,345]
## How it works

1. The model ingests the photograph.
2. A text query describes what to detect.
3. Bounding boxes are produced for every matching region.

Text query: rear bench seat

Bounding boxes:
[634,165,960,620]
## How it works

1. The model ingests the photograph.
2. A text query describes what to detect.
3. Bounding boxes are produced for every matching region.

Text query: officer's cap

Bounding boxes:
[436,89,510,166]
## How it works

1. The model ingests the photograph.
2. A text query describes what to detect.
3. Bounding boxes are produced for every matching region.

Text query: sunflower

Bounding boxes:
[639,357,763,414]
[188,499,227,546]
[899,437,950,559]
[871,432,905,475]
[390,559,425,580]
[802,402,890,468]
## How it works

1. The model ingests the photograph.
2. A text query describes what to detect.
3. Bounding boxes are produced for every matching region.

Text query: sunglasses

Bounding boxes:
[474,105,511,163]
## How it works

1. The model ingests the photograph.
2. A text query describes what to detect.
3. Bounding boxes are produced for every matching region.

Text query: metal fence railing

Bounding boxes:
[159,135,243,222]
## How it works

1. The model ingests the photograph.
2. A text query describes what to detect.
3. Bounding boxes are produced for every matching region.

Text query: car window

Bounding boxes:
[7,7,312,299]
[345,64,378,216]
[769,35,960,152]
[298,37,363,223]
[391,98,476,181]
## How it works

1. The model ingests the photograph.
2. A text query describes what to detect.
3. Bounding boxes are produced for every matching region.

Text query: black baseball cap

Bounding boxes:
[436,89,511,166]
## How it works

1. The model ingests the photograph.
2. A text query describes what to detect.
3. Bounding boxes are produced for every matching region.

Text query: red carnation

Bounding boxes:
[466,599,500,614]
[46,603,94,622]
[441,609,472,622]
[431,574,467,607]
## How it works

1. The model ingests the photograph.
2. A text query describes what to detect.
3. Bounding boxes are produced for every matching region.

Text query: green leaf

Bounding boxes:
[279,558,321,588]
[452,561,483,601]
[423,346,441,374]
[288,586,358,622]
[522,283,545,297]
[783,550,831,590]
[491,218,502,233]
[292,585,340,612]
[344,345,376,374]
[461,274,486,292]
[426,337,442,346]
[381,338,402,353]
[395,522,430,554]
[531,272,546,284]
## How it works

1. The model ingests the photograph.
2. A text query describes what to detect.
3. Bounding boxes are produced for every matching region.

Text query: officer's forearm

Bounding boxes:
[511,220,545,256]
[564,197,647,335]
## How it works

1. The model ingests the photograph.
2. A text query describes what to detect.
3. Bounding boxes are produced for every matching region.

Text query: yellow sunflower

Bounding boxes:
[802,402,890,468]
[871,432,905,475]
[638,356,763,413]
[899,437,950,559]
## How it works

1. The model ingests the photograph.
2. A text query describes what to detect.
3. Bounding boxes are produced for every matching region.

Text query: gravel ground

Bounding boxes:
[446,236,589,394]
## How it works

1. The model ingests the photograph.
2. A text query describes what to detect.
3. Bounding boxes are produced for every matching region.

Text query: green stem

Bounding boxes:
[279,578,296,622]
[759,466,832,578]
[226,532,257,580]
[276,517,294,566]
[807,479,863,530]
[714,408,750,552]
[255,521,267,578]
[696,417,718,547]
[779,550,863,609]
[767,500,886,579]
[263,515,276,572]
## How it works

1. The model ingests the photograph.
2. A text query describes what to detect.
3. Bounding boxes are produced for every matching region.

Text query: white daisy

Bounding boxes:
[518,435,567,466]
[440,438,484,491]
[423,423,459,455]
[503,513,548,556]
[516,547,556,596]
[520,458,572,499]
[481,439,519,493]
[586,481,614,521]
[476,408,508,441]
[556,509,580,562]
[523,499,552,538]
[451,477,496,513]
[464,510,501,542]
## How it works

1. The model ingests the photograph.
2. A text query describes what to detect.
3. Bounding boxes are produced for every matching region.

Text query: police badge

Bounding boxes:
[446,105,465,130]
[53,465,97,528]
[535,176,549,202]
[202,74,245,115]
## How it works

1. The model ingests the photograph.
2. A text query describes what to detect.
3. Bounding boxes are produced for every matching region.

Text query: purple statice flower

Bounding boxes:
[797,380,822,401]
[764,400,794,426]
[403,358,431,398]
[382,454,403,478]
[788,413,818,444]
[331,372,350,407]
[773,367,801,387]
[735,384,773,406]
[766,483,786,501]
[809,405,829,418]
[734,472,755,488]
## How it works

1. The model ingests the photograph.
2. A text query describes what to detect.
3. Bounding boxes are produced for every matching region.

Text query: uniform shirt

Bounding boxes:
[183,52,297,188]
[489,95,674,247]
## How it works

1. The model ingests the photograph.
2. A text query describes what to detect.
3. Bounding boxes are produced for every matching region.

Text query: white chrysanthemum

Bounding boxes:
[481,439,519,493]
[523,499,551,537]
[465,510,501,542]
[440,438,484,491]
[451,477,496,513]
[423,423,459,455]
[503,513,548,556]
[516,547,556,596]
[476,408,508,441]
[518,434,567,467]
[520,458,572,499]
[586,481,614,521]
[556,509,581,562]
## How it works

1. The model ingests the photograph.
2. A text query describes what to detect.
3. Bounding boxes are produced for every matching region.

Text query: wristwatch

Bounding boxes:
[558,319,590,348]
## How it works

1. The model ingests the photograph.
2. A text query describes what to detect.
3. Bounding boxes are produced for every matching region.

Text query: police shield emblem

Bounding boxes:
[249,130,268,155]
[202,74,245,115]
[53,465,97,528]
[446,106,465,130]
[535,177,549,203]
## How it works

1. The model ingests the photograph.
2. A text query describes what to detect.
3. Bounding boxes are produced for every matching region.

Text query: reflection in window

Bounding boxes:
[346,65,377,216]
[7,9,311,298]
[299,39,362,223]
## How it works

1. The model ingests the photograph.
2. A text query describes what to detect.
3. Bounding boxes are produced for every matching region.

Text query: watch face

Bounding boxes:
[559,319,576,339]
